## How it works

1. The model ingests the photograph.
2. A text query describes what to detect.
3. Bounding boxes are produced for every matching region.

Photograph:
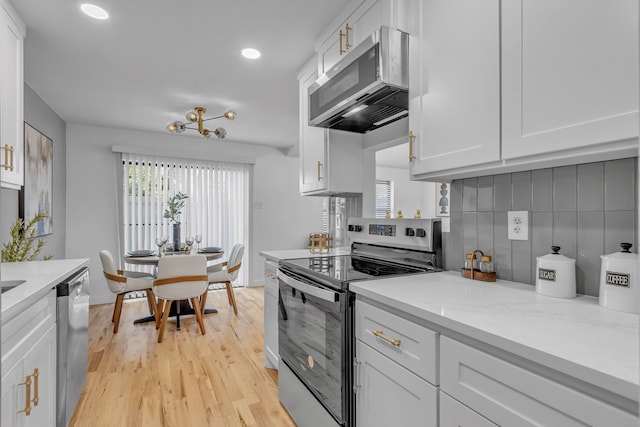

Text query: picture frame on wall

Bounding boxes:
[435,182,450,217]
[19,122,53,236]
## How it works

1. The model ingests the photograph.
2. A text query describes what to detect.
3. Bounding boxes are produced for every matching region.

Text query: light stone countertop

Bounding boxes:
[350,270,639,401]
[2,259,90,322]
[259,248,351,262]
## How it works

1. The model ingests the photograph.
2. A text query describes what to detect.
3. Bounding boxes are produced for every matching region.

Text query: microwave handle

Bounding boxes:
[277,269,339,303]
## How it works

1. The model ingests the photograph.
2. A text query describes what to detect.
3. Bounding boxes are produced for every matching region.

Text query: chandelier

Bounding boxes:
[166,107,237,139]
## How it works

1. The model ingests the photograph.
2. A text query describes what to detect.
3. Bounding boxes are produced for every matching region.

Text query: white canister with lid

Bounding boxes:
[599,243,639,314]
[535,246,576,298]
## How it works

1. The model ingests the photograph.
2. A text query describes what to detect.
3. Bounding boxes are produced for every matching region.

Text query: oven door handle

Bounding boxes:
[277,270,339,303]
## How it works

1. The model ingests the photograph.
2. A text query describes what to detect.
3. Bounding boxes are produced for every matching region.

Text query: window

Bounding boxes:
[121,153,250,286]
[375,180,393,219]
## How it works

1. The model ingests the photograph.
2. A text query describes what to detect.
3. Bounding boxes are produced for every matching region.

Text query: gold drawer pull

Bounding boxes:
[317,160,323,181]
[17,375,32,416]
[371,329,401,347]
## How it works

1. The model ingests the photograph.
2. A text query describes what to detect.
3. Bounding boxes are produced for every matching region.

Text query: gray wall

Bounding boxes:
[0,84,66,260]
[444,158,637,297]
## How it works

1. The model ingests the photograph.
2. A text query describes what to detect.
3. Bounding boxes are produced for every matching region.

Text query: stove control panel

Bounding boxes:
[369,224,396,236]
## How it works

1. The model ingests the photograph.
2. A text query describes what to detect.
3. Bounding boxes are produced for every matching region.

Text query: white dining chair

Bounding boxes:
[203,243,244,316]
[153,254,209,343]
[99,250,156,333]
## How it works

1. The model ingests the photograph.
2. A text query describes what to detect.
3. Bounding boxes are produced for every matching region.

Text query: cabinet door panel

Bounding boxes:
[24,324,56,427]
[410,0,500,176]
[0,5,24,189]
[299,66,327,193]
[352,0,382,46]
[356,341,437,427]
[502,0,639,159]
[440,337,637,427]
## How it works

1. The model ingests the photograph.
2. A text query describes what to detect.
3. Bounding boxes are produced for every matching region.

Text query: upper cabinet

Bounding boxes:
[299,58,364,196]
[0,0,25,190]
[501,0,639,160]
[409,0,639,181]
[408,0,501,178]
[317,0,409,75]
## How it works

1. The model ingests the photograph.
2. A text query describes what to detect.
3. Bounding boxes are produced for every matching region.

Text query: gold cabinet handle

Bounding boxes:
[317,160,323,181]
[2,144,14,171]
[266,273,277,280]
[371,329,401,347]
[17,375,32,416]
[344,23,352,50]
[408,131,416,162]
[31,368,39,406]
[339,23,353,55]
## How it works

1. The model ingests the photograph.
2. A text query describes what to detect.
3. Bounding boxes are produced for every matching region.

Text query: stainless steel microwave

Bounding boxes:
[308,26,409,133]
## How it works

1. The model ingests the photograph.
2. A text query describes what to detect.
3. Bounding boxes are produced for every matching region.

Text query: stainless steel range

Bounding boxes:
[277,218,442,427]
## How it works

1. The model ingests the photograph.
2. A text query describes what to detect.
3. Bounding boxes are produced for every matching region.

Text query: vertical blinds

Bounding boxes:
[121,152,250,285]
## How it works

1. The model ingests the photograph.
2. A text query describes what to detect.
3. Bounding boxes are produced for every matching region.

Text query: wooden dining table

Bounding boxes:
[123,250,224,329]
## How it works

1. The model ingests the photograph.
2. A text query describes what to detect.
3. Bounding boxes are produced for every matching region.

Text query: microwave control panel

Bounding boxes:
[368,224,396,236]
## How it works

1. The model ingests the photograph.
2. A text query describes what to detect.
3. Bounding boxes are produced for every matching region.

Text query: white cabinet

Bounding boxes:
[409,0,638,181]
[263,260,279,369]
[2,290,57,427]
[354,300,437,427]
[439,336,638,427]
[408,0,501,178]
[0,0,25,189]
[501,0,638,160]
[298,59,364,196]
[317,0,409,75]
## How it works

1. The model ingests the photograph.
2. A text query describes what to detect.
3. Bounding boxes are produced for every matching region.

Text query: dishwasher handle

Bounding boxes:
[57,267,89,297]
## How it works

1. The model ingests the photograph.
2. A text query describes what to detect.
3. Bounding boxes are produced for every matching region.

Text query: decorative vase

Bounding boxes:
[172,223,181,251]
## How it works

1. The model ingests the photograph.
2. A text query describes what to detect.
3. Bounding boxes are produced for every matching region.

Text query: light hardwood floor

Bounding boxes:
[70,287,296,427]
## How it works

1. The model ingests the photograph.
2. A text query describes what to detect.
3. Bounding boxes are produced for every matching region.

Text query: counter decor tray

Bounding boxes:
[461,268,496,282]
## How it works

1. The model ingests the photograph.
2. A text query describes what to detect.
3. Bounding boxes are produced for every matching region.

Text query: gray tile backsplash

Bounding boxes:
[444,158,638,297]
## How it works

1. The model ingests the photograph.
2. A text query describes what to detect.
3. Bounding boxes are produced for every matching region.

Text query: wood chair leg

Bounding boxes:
[155,299,165,329]
[145,289,156,315]
[157,300,172,343]
[200,288,209,316]
[226,282,238,316]
[113,293,125,333]
[191,298,206,335]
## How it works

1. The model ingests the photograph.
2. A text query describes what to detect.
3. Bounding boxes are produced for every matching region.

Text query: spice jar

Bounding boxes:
[464,253,474,270]
[480,255,494,273]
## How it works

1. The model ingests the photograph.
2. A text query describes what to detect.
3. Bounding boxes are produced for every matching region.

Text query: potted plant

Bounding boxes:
[164,192,188,251]
[1,213,53,262]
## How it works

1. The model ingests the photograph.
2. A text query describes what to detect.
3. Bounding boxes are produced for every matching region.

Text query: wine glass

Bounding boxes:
[195,234,202,252]
[185,236,194,254]
[155,235,167,255]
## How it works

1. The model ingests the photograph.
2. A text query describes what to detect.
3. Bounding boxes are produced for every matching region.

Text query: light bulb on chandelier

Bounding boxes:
[167,107,237,139]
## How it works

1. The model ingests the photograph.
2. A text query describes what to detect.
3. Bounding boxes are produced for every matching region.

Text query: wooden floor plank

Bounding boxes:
[70,287,296,427]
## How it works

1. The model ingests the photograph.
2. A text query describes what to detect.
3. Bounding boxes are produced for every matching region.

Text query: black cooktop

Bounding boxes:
[281,254,432,288]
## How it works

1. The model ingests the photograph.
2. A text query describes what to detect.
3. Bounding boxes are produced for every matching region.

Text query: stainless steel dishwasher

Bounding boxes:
[57,267,90,427]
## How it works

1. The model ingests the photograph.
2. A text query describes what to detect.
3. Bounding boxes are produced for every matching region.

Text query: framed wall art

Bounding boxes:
[435,182,450,217]
[20,122,53,236]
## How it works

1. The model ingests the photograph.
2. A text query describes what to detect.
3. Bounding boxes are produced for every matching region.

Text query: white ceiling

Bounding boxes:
[13,0,349,149]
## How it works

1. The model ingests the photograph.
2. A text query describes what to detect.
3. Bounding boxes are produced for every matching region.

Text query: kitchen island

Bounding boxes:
[351,270,638,426]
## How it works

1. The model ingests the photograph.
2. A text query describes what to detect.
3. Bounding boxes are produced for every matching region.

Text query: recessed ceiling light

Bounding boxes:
[241,48,261,59]
[81,4,109,20]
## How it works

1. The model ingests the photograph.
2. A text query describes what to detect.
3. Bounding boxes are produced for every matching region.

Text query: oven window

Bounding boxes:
[278,280,345,423]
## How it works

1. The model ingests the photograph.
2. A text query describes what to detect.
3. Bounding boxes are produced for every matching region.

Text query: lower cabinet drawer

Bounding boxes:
[355,300,438,385]
[356,340,437,427]
[440,391,497,427]
[440,336,638,427]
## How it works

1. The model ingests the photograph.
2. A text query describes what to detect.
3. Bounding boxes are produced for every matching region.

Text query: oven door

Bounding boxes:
[278,267,347,425]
